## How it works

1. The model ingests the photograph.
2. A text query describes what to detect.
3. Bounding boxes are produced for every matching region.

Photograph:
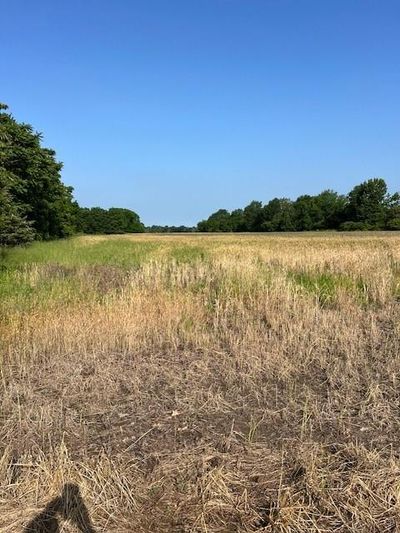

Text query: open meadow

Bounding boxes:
[1,232,400,532]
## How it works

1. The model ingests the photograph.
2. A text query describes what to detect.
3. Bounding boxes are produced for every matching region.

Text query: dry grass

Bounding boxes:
[1,233,400,532]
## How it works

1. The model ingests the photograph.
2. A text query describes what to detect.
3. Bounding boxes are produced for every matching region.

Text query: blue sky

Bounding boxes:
[1,0,399,225]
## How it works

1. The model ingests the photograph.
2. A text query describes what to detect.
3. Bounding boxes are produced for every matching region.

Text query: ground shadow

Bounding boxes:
[24,483,95,533]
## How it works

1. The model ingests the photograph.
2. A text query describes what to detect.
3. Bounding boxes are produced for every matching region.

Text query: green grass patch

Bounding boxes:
[0,237,158,313]
[287,269,366,306]
[0,267,96,315]
[169,245,208,264]
[1,237,158,268]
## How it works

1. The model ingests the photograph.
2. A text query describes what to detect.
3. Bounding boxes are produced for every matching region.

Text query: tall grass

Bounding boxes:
[1,233,400,532]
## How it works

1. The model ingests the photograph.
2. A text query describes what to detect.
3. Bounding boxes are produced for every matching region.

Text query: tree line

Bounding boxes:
[76,207,144,234]
[0,103,144,246]
[1,102,399,246]
[146,225,196,233]
[197,181,400,232]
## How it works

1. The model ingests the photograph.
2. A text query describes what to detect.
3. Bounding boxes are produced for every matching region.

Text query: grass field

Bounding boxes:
[1,233,400,532]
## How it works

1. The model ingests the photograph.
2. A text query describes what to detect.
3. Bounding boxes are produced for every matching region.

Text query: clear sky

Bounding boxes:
[1,0,399,226]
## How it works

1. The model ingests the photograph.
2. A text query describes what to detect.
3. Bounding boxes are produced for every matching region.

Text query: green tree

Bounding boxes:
[147,225,195,233]
[76,207,144,234]
[0,103,75,239]
[386,192,400,230]
[107,208,145,233]
[346,178,389,229]
[197,209,233,232]
[314,190,347,229]
[196,178,399,233]
[230,209,245,231]
[0,169,35,246]
[242,201,263,231]
[293,195,322,230]
[261,198,295,231]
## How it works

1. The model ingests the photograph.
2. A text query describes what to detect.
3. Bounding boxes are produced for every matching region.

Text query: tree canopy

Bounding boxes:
[0,104,144,246]
[0,103,76,240]
[0,168,35,246]
[76,207,144,234]
[147,225,196,233]
[197,180,400,232]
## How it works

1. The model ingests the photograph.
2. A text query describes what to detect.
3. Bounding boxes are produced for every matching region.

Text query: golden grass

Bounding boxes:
[1,233,400,531]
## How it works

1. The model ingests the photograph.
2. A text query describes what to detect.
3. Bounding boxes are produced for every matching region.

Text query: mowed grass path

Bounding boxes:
[1,233,400,532]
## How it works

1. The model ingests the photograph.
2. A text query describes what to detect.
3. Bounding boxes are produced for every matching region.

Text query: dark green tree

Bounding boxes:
[196,178,399,233]
[0,169,35,246]
[107,208,145,233]
[197,209,233,232]
[147,225,195,233]
[76,207,144,234]
[314,190,347,229]
[242,201,263,231]
[386,192,400,230]
[0,103,75,239]
[293,195,322,230]
[345,178,389,229]
[261,198,295,231]
[230,209,245,231]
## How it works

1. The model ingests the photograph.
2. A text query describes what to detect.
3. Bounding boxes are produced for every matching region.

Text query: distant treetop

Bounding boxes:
[197,179,400,232]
